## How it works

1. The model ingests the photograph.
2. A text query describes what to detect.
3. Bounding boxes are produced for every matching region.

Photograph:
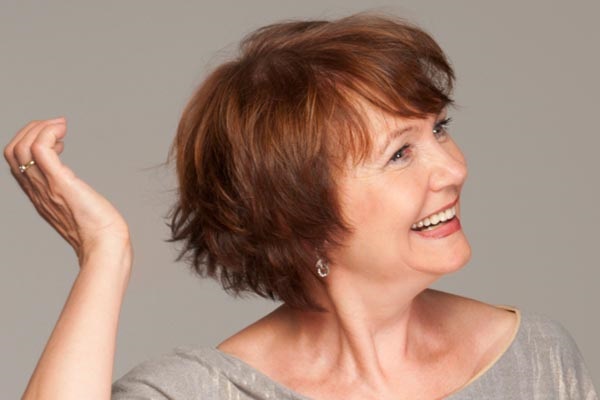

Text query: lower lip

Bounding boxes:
[412,217,462,239]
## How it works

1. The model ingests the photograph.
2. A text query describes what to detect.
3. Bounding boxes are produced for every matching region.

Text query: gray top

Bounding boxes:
[112,308,598,399]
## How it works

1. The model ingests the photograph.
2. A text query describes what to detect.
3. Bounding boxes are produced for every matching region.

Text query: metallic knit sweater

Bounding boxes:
[112,308,598,399]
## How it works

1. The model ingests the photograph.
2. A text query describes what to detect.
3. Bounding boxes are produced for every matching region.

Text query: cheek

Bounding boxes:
[342,177,424,236]
[345,187,383,225]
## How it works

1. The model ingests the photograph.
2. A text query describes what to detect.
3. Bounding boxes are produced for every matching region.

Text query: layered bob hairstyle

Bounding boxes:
[167,14,455,310]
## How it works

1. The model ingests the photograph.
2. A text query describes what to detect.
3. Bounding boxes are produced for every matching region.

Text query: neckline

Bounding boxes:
[212,305,523,399]
[445,304,521,397]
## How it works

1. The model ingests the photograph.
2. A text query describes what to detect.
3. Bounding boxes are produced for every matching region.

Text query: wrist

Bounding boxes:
[78,238,133,274]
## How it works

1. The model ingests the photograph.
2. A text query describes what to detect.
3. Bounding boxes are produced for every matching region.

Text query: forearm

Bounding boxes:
[23,242,133,400]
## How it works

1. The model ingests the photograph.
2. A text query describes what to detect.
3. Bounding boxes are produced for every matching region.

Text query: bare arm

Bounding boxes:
[4,118,134,399]
[23,242,132,399]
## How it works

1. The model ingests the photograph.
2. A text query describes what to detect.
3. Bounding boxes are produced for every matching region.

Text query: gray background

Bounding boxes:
[1,1,598,397]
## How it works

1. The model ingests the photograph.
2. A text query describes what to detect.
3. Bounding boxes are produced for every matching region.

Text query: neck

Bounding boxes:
[284,269,444,389]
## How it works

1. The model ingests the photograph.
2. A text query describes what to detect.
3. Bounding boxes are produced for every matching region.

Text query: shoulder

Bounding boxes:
[112,345,306,400]
[489,308,598,398]
[428,292,598,398]
[418,290,519,372]
[419,289,518,341]
[111,347,226,399]
[517,310,586,363]
[507,310,599,398]
[425,289,581,365]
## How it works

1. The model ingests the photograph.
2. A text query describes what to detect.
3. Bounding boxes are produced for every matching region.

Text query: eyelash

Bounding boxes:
[388,117,453,164]
[433,117,452,138]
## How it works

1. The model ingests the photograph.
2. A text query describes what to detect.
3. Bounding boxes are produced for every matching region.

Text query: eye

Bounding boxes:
[389,144,411,164]
[433,117,452,140]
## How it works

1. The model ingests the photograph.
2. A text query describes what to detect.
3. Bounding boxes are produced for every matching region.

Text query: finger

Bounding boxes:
[8,119,64,170]
[10,121,67,199]
[5,122,47,193]
[30,122,73,184]
[54,140,65,155]
[12,122,66,188]
[13,120,65,164]
[3,118,64,165]
[4,120,41,166]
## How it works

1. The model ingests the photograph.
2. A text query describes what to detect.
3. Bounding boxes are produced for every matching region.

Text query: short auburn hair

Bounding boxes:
[167,13,454,310]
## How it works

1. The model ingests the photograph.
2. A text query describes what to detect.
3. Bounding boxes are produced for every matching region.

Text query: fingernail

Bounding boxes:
[48,116,66,122]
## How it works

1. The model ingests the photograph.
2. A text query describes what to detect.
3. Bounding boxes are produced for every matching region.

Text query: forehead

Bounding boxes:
[331,107,414,178]
[326,94,444,176]
[359,102,434,159]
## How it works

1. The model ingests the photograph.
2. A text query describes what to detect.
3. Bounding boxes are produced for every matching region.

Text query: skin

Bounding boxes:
[4,118,133,400]
[218,103,519,399]
[5,111,517,400]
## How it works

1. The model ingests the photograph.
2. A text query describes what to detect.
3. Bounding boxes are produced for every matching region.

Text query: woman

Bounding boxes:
[6,14,597,400]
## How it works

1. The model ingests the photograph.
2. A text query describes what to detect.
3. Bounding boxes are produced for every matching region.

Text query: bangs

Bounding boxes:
[237,13,455,169]
[319,73,454,170]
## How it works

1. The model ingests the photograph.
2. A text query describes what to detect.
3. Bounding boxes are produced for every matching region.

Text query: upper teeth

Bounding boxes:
[411,206,456,230]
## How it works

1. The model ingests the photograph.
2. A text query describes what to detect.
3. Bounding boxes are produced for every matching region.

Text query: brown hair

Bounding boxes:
[167,13,455,310]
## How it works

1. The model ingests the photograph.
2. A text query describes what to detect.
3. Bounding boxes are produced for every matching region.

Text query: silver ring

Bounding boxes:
[18,160,36,173]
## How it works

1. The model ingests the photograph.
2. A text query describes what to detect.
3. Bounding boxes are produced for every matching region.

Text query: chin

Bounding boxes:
[443,243,472,274]
[441,242,472,275]
[413,237,472,276]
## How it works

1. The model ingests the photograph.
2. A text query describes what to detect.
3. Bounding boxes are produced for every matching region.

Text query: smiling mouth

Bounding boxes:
[411,206,457,232]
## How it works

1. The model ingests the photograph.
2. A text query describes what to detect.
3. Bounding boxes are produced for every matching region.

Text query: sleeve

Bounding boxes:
[111,348,221,400]
[544,319,598,400]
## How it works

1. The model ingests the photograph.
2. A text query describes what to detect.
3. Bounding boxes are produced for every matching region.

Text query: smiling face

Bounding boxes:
[327,102,471,282]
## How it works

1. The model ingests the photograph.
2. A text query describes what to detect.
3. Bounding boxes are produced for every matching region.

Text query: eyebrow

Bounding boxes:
[375,125,416,158]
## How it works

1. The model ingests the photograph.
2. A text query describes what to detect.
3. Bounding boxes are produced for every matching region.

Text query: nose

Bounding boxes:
[427,140,467,192]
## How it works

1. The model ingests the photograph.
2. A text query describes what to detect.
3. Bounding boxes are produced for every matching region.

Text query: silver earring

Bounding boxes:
[316,258,329,278]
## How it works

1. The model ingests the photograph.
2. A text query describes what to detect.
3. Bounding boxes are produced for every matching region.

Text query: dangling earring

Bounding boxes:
[316,257,329,278]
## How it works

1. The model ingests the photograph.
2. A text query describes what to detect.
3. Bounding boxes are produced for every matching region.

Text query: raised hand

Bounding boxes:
[6,117,134,399]
[4,117,131,263]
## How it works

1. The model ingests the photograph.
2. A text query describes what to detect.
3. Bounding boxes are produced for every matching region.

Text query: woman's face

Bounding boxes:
[329,103,471,282]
